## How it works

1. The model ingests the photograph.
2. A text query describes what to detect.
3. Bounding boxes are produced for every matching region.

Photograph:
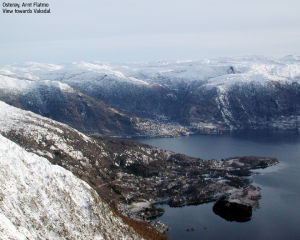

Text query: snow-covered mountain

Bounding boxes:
[1,56,300,134]
[0,69,188,137]
[0,133,142,240]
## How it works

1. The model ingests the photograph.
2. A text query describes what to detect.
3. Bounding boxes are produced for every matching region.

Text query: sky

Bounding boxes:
[0,0,300,65]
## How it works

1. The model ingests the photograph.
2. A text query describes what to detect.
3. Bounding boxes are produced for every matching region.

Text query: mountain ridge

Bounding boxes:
[1,56,299,135]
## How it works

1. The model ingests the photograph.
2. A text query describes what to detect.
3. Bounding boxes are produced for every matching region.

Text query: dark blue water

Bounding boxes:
[136,133,300,240]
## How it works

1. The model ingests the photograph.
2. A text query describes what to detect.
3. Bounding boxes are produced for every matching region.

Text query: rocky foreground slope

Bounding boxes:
[1,56,299,135]
[0,101,278,229]
[0,134,141,240]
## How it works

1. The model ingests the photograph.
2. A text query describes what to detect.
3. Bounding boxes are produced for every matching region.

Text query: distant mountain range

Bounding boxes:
[1,56,299,136]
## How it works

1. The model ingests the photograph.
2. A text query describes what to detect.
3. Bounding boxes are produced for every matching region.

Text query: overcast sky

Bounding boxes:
[1,0,300,65]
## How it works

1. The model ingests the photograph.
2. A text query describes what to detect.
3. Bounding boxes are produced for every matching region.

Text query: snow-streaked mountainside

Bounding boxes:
[1,55,300,134]
[0,133,141,240]
[0,100,185,212]
[0,99,169,207]
[0,99,172,239]
[0,69,188,137]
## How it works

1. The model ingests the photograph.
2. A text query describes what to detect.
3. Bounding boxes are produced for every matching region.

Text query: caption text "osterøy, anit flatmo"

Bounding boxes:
[2,2,51,14]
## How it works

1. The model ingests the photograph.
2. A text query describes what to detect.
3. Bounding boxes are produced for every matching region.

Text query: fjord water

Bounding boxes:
[136,132,300,240]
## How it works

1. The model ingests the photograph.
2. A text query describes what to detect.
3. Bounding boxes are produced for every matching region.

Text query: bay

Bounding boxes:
[136,132,300,240]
